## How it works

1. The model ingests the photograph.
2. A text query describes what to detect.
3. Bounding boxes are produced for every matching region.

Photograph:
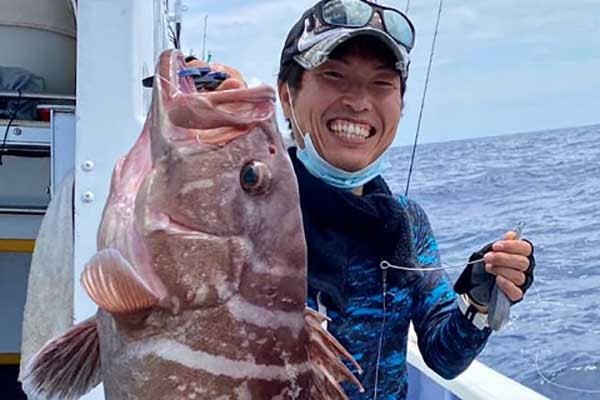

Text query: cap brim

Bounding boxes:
[293,27,409,78]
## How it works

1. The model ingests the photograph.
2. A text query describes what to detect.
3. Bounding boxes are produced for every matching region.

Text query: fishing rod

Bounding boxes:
[404,0,443,196]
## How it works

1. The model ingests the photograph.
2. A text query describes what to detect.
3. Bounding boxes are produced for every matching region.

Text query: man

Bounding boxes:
[276,0,535,398]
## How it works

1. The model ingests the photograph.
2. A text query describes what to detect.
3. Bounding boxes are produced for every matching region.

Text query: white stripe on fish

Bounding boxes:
[250,257,304,279]
[180,179,215,194]
[132,339,310,381]
[226,295,305,338]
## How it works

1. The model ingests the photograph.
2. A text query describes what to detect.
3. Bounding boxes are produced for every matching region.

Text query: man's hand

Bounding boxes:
[454,230,535,315]
[186,59,244,91]
[483,230,533,304]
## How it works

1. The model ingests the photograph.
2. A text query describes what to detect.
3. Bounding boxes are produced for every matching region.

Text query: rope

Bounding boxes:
[404,0,444,196]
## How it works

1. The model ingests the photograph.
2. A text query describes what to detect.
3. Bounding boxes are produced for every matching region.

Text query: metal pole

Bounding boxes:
[0,208,46,216]
[0,92,76,102]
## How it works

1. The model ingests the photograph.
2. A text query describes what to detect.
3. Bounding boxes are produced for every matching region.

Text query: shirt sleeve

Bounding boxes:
[399,196,492,380]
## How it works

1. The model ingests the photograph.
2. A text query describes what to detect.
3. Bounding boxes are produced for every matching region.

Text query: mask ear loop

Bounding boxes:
[285,83,307,147]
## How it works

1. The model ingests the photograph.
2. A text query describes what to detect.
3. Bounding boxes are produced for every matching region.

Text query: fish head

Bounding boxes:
[139,50,306,306]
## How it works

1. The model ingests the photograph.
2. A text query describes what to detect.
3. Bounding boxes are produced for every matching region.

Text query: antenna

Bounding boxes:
[169,0,184,49]
[202,15,208,62]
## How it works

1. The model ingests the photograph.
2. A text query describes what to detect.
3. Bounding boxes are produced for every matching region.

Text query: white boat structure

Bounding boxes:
[0,1,549,399]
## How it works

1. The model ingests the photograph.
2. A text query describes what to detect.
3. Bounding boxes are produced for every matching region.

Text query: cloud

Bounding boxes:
[181,0,600,144]
[182,1,314,80]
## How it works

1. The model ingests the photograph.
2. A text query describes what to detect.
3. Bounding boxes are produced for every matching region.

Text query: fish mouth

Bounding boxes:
[154,50,276,145]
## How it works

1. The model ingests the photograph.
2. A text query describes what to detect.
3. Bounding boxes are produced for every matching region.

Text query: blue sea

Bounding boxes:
[384,124,600,400]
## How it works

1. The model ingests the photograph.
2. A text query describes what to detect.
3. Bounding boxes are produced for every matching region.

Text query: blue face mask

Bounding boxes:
[286,85,391,190]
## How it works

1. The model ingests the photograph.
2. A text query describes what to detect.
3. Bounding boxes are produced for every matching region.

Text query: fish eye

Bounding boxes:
[240,160,271,195]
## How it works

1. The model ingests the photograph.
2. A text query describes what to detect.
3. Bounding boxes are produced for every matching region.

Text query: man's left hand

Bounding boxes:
[482,230,533,304]
[455,231,535,314]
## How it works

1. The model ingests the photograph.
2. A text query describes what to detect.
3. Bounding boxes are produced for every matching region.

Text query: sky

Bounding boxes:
[181,0,600,146]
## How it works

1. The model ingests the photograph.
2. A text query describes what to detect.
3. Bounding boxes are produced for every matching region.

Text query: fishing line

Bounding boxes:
[382,222,526,271]
[384,256,533,275]
[380,257,482,272]
[382,250,600,394]
[530,282,600,395]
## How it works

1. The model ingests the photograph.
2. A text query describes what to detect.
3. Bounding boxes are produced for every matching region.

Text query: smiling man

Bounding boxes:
[283,38,401,186]
[277,1,536,399]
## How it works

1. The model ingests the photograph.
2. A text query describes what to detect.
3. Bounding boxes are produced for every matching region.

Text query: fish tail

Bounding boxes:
[20,316,102,400]
[305,307,365,399]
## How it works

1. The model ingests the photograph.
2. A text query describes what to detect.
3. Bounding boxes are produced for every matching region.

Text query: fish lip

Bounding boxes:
[169,89,276,144]
[202,85,276,105]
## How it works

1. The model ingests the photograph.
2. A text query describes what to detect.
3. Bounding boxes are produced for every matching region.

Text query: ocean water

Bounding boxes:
[384,124,600,400]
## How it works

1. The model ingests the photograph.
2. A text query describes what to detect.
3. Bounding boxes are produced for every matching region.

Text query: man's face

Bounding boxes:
[279,51,403,172]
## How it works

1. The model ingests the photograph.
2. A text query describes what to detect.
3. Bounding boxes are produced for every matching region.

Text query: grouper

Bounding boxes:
[21,49,362,399]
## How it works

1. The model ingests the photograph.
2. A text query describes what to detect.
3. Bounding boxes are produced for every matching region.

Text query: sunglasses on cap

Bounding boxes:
[313,0,416,52]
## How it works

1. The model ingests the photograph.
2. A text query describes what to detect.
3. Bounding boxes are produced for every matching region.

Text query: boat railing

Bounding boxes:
[406,324,549,399]
[0,99,76,216]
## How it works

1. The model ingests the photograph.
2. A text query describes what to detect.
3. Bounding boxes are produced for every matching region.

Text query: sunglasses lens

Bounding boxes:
[383,10,414,50]
[322,0,372,27]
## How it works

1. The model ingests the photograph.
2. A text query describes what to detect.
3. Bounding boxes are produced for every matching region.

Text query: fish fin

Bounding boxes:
[20,317,101,400]
[305,307,365,399]
[81,248,159,314]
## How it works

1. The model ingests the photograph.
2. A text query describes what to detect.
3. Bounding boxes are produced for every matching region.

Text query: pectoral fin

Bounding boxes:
[20,317,101,400]
[81,248,159,314]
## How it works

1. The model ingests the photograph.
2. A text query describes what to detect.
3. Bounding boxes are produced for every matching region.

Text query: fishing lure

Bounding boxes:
[487,221,525,330]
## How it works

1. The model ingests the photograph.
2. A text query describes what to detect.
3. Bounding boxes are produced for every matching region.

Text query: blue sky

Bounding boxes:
[181,0,600,145]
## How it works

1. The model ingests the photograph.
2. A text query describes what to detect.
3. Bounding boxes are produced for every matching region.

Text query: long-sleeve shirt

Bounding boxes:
[306,196,492,399]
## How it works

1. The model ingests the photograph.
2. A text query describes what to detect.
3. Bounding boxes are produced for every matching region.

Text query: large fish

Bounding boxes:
[20,49,362,399]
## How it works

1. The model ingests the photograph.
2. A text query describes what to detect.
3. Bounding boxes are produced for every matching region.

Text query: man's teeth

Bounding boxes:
[330,120,371,140]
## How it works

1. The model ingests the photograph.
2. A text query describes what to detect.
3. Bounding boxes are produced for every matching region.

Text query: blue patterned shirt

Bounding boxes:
[307,196,491,399]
